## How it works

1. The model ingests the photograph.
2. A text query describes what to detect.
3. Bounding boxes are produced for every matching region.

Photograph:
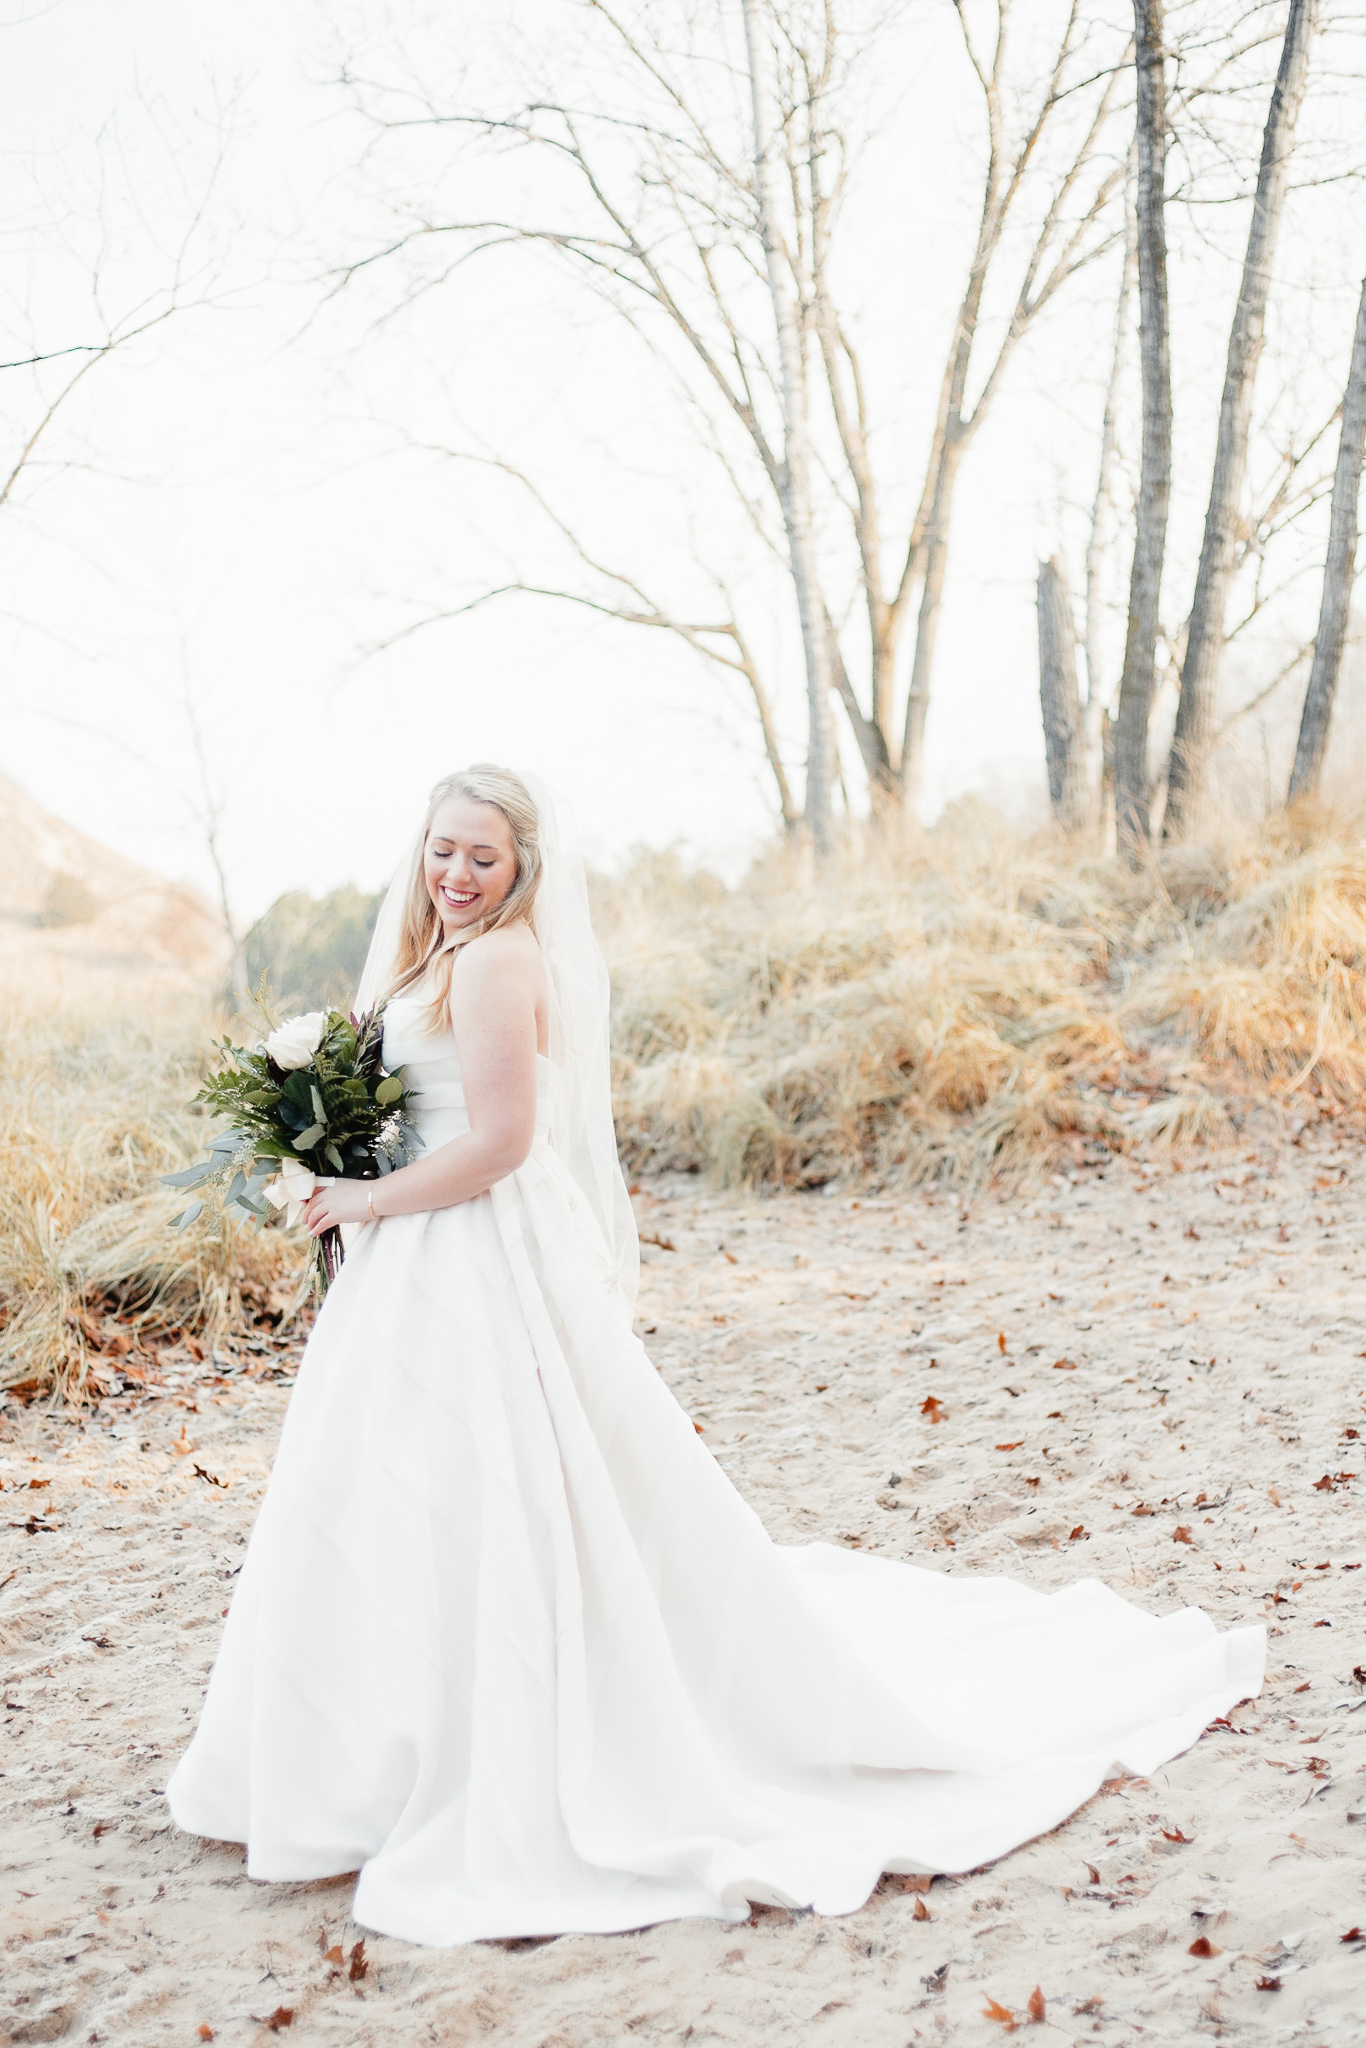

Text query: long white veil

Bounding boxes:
[354,773,639,1306]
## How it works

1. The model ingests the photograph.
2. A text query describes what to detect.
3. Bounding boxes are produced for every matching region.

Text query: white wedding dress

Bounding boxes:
[167,993,1264,1947]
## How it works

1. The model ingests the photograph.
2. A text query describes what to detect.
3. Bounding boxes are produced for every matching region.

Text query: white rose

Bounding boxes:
[264,1011,327,1070]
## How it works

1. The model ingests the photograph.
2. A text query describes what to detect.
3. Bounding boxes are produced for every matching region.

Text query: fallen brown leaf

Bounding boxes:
[913,1896,931,1921]
[1052,1358,1076,1371]
[1256,1975,1282,1991]
[251,2011,294,2033]
[1073,1996,1103,2015]
[1161,1827,1192,1843]
[1341,1927,1364,1944]
[348,1939,368,1982]
[1027,1985,1045,2023]
[1068,1525,1089,1542]
[998,1333,1008,1353]
[1173,1526,1194,1544]
[921,1396,946,1423]
[197,2030,214,2043]
[321,1944,343,1966]
[995,1441,1024,1452]
[1187,1936,1221,1957]
[981,1995,1016,2029]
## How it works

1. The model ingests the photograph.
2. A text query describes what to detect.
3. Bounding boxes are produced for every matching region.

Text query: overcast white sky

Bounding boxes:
[4,0,1363,922]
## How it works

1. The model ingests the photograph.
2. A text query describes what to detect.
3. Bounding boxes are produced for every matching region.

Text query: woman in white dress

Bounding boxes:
[167,765,1264,1948]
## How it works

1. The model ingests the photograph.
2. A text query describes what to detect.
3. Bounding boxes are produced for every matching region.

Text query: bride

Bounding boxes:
[167,765,1264,1947]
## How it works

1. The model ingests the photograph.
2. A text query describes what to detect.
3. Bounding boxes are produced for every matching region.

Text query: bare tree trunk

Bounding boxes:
[1037,556,1087,830]
[1113,0,1172,859]
[900,440,964,805]
[1163,0,1317,839]
[1287,273,1366,802]
[741,0,832,850]
[1083,157,1136,819]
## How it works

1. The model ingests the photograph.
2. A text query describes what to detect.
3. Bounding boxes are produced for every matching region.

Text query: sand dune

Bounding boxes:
[0,777,227,1004]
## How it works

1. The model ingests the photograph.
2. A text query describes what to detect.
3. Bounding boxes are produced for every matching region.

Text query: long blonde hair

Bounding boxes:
[386,765,543,1031]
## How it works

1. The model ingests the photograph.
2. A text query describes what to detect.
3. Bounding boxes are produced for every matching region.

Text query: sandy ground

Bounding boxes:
[4,1128,1366,2047]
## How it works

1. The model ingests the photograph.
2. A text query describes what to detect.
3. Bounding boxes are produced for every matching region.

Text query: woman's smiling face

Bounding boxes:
[423,793,518,937]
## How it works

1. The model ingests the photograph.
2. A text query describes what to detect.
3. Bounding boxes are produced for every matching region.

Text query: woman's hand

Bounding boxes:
[301,1181,374,1237]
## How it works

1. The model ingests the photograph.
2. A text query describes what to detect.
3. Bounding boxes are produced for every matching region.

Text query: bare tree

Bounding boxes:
[1081,152,1136,816]
[1162,0,1316,839]
[1287,272,1366,801]
[741,0,834,845]
[1,97,234,528]
[334,1,1129,836]
[1037,554,1087,828]
[891,4,1128,809]
[1113,0,1171,858]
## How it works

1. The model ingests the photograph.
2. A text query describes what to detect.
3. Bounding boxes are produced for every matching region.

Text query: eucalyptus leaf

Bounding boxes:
[325,1143,345,1174]
[293,1122,326,1150]
[171,1200,205,1231]
[158,1161,215,1191]
[374,1075,403,1107]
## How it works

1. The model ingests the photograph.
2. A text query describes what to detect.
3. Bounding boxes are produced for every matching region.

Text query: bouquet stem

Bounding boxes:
[316,1224,345,1293]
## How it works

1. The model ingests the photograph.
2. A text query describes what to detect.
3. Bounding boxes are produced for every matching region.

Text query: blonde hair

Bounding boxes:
[386,765,543,1031]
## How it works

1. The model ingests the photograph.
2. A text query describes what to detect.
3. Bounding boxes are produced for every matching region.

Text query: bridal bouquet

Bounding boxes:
[161,1005,419,1290]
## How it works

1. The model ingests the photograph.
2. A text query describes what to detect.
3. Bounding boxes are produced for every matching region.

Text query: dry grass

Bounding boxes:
[8,799,1366,1400]
[0,975,306,1402]
[598,799,1366,1193]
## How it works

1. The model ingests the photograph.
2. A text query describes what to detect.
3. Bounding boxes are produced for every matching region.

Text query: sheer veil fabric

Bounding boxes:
[166,774,1265,1947]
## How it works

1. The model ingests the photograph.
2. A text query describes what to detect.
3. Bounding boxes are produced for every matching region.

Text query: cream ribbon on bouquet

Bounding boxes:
[263,1156,333,1228]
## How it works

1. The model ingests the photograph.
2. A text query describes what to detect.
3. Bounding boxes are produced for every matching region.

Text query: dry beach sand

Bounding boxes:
[3,1126,1366,2046]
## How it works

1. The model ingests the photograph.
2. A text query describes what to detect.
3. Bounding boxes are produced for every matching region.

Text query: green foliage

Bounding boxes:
[242,885,385,1011]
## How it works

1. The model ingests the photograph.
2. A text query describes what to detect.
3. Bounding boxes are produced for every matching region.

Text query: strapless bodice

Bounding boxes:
[382,994,553,1146]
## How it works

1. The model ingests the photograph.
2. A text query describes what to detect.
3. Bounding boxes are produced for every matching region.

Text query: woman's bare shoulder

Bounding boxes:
[451,922,545,988]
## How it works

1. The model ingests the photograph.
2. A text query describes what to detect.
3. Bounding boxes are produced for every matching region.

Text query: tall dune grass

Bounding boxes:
[598,802,1366,1192]
[0,980,304,1401]
[7,802,1365,1400]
